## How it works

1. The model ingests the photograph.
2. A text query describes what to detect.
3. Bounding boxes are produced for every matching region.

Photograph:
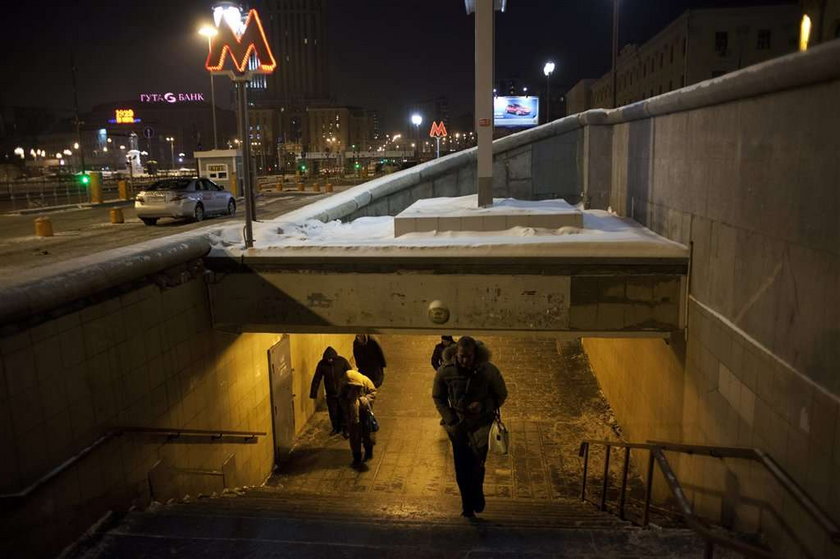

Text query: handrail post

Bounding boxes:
[643,449,655,526]
[580,442,590,501]
[619,446,630,520]
[600,445,611,511]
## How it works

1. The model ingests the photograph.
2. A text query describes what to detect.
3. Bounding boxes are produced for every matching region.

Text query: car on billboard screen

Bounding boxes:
[506,103,531,116]
[494,96,539,127]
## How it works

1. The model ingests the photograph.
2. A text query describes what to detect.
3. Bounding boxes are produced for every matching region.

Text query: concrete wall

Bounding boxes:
[0,273,277,556]
[0,242,353,556]
[579,41,840,558]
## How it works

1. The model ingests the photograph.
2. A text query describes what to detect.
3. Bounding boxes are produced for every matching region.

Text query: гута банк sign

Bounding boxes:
[140,92,206,103]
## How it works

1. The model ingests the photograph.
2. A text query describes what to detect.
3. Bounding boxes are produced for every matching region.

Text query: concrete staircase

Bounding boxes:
[76,487,721,558]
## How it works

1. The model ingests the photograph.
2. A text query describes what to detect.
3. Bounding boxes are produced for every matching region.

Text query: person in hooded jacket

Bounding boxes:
[432,336,507,518]
[353,334,387,388]
[431,335,455,371]
[338,369,377,466]
[309,347,351,435]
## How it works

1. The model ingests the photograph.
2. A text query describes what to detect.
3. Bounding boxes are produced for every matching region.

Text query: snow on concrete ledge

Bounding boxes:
[208,196,687,260]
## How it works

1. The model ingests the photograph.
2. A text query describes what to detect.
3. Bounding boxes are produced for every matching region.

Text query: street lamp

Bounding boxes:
[199,25,219,149]
[165,137,175,170]
[410,114,422,157]
[543,61,555,123]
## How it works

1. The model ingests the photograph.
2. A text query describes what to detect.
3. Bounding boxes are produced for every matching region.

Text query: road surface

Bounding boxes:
[0,189,350,283]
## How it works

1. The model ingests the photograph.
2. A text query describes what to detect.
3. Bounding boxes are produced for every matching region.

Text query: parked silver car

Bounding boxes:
[135,178,235,225]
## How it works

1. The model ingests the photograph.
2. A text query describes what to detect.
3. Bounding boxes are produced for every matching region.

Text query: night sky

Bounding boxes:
[0,0,795,133]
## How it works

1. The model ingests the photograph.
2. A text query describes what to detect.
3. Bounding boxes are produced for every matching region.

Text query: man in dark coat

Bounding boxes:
[353,334,387,388]
[309,347,351,435]
[432,336,507,518]
[431,335,455,371]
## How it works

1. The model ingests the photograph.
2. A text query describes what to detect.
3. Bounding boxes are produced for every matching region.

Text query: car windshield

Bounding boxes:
[146,179,192,191]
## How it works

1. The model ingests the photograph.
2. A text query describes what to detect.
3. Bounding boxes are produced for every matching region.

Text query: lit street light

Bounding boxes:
[410,114,422,157]
[165,137,176,170]
[543,61,555,123]
[199,25,219,149]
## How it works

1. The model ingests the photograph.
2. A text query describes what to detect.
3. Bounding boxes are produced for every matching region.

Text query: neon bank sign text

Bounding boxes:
[139,92,206,103]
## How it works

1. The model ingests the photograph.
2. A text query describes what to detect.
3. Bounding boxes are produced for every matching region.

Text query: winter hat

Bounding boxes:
[441,335,454,342]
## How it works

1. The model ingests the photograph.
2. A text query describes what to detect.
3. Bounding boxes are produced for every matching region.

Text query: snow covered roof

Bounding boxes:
[208,196,688,260]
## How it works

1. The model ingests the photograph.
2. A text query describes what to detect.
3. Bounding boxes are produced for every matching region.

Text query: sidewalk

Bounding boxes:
[268,335,625,505]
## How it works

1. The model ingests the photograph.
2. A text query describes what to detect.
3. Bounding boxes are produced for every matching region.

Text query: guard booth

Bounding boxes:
[194,149,243,196]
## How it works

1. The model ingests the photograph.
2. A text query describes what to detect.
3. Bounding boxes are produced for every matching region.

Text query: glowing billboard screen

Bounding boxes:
[493,96,539,128]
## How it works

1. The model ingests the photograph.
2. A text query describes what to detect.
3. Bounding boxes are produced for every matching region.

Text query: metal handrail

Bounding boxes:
[0,426,265,502]
[579,439,840,558]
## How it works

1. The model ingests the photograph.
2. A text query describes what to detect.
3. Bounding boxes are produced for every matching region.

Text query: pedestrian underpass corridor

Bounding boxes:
[269,335,621,501]
[80,335,720,557]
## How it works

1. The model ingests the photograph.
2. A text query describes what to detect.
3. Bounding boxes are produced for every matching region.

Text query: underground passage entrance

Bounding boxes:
[265,333,626,505]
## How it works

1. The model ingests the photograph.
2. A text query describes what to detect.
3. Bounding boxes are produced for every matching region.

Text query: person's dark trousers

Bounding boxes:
[448,429,488,514]
[348,409,374,463]
[326,395,342,432]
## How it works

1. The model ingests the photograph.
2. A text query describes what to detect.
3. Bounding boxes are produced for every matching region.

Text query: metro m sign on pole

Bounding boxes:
[205,8,276,75]
[429,121,448,138]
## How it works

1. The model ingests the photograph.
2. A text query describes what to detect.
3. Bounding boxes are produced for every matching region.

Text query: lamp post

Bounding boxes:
[165,137,175,171]
[411,114,423,157]
[199,26,219,150]
[543,61,555,123]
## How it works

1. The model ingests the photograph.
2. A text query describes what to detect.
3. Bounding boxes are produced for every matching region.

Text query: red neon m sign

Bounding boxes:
[429,121,448,138]
[205,9,277,73]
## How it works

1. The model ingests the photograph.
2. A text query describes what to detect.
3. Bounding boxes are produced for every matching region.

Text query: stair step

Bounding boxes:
[88,510,707,558]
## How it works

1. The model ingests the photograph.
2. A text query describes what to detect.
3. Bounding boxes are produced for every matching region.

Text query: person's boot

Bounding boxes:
[351,452,362,466]
[363,447,373,461]
[474,491,486,513]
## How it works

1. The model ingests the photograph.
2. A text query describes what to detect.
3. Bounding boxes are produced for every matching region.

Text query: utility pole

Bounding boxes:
[70,50,86,173]
[612,0,620,109]
[474,0,494,207]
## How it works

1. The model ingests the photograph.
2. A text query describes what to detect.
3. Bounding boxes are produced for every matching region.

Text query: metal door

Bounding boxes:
[267,335,296,464]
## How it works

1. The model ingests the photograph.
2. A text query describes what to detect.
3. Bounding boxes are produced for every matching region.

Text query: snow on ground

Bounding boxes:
[208,196,688,259]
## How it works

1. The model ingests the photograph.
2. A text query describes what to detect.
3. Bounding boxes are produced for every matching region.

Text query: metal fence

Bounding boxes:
[0,171,193,213]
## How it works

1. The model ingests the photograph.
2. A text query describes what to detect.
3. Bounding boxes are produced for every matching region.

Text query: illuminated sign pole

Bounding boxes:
[205,6,276,249]
[429,121,448,159]
[466,0,506,207]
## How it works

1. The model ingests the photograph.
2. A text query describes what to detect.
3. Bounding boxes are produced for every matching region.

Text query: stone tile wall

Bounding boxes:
[0,277,280,556]
[582,74,840,558]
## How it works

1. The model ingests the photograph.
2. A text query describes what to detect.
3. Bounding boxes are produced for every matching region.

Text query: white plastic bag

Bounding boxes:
[488,410,509,455]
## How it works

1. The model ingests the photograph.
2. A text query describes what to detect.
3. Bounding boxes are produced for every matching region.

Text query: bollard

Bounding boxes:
[117,180,129,200]
[325,183,333,193]
[89,171,103,204]
[229,171,239,197]
[297,182,305,192]
[109,207,124,224]
[313,181,321,192]
[34,216,54,237]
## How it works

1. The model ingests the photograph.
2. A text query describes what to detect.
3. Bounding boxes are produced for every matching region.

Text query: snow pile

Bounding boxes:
[397,195,580,217]
[208,196,688,259]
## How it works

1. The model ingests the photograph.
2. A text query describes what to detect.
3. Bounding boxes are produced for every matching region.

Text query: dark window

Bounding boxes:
[147,179,191,191]
[682,38,686,54]
[681,74,686,86]
[757,29,771,49]
[659,52,663,68]
[715,31,728,54]
[669,80,673,91]
[670,44,674,63]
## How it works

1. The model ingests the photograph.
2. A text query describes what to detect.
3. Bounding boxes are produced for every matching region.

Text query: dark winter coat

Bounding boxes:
[309,347,351,398]
[432,342,507,431]
[353,335,386,386]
